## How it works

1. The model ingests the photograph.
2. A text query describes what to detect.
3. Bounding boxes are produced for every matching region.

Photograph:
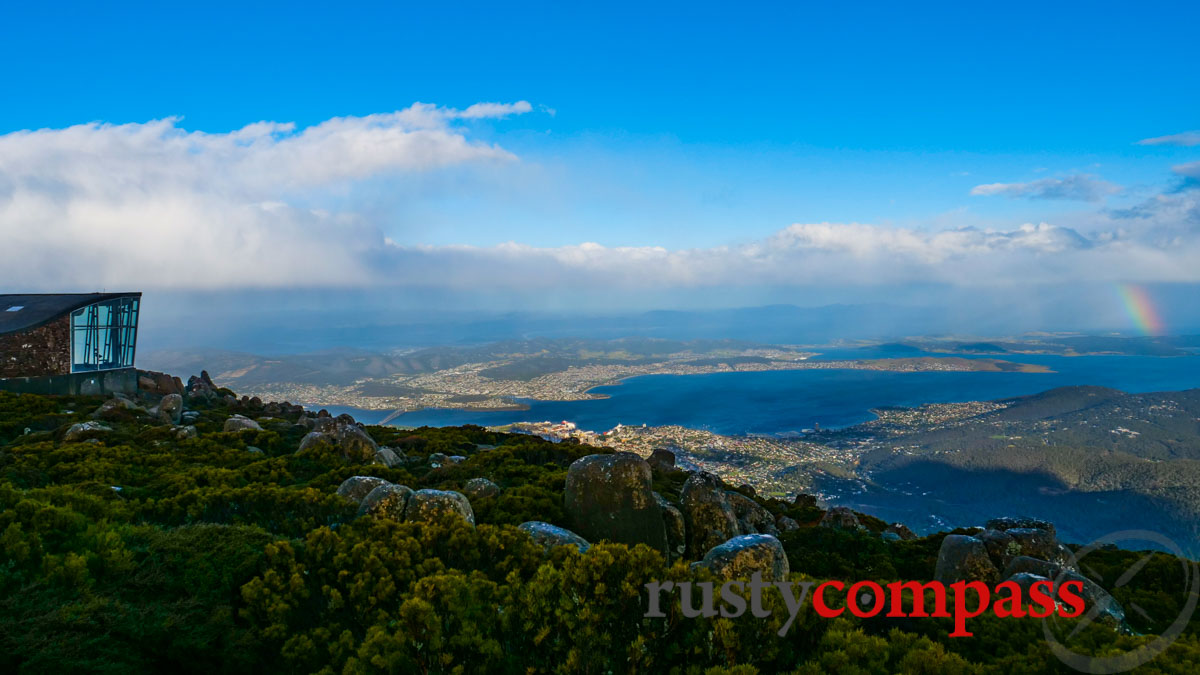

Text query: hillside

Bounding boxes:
[2,379,1199,672]
[809,386,1200,548]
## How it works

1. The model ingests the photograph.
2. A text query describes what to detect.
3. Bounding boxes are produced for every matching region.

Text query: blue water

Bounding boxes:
[321,351,1200,435]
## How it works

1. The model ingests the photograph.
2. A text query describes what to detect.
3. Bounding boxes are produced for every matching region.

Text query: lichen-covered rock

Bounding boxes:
[428,452,448,467]
[986,516,1056,537]
[691,534,790,582]
[359,484,414,519]
[884,522,917,541]
[726,491,779,536]
[564,453,668,555]
[372,446,404,468]
[819,506,865,531]
[298,431,336,452]
[1005,527,1056,556]
[654,492,687,562]
[647,448,677,473]
[1002,556,1130,632]
[337,476,393,504]
[463,477,500,500]
[64,421,111,442]
[935,535,1000,584]
[338,423,379,462]
[406,489,475,526]
[979,528,1021,568]
[223,415,263,432]
[154,393,184,425]
[91,396,142,421]
[518,521,590,554]
[680,471,739,558]
[776,514,801,532]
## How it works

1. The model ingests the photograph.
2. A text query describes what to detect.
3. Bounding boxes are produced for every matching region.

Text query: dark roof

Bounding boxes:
[0,293,141,335]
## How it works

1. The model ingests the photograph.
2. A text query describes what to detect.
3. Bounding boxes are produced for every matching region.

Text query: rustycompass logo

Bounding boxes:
[1043,530,1200,674]
[645,530,1200,673]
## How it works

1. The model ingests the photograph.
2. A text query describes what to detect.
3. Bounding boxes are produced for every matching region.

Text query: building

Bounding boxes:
[0,293,142,395]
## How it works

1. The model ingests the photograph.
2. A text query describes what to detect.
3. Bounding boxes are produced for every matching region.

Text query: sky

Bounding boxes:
[1,1,1199,346]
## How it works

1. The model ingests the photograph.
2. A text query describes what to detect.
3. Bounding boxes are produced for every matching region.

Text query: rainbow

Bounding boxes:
[1115,283,1166,336]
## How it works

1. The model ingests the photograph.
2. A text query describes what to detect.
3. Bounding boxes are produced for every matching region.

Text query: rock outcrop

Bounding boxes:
[223,415,263,432]
[692,534,790,581]
[564,453,668,555]
[819,506,865,532]
[463,477,500,500]
[151,393,184,425]
[337,476,393,504]
[64,421,111,443]
[934,534,1000,584]
[727,490,779,536]
[373,447,405,468]
[647,448,676,473]
[518,521,590,554]
[359,484,414,519]
[406,489,475,526]
[296,416,379,461]
[654,492,687,562]
[680,471,739,558]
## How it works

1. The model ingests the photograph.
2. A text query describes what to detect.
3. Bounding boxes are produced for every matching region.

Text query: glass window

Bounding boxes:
[70,297,139,373]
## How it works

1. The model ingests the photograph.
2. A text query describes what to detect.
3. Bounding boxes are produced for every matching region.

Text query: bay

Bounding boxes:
[321,351,1200,434]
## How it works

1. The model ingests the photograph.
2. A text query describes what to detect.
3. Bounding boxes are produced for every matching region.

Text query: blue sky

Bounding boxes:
[2,1,1199,336]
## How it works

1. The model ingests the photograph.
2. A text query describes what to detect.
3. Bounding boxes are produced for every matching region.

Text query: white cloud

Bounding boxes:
[1138,131,1200,147]
[1174,161,1200,179]
[2,107,1198,295]
[970,174,1121,202]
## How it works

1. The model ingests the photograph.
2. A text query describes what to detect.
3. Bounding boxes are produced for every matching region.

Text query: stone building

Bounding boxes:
[0,293,142,395]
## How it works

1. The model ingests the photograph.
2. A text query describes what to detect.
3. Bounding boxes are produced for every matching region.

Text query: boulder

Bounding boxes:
[680,471,740,558]
[1005,527,1059,560]
[935,535,1000,584]
[298,431,335,452]
[647,448,677,472]
[91,395,142,420]
[654,492,687,562]
[726,491,779,536]
[174,425,198,440]
[137,370,185,397]
[518,521,590,554]
[338,423,379,462]
[691,534,790,582]
[406,489,475,526]
[884,522,917,541]
[223,415,263,432]
[819,506,865,532]
[337,475,393,504]
[373,447,405,468]
[776,514,801,532]
[154,393,184,425]
[564,453,668,555]
[64,421,111,443]
[463,477,500,500]
[247,446,263,454]
[1002,557,1130,632]
[986,516,1056,537]
[428,452,448,467]
[359,484,414,520]
[978,529,1021,569]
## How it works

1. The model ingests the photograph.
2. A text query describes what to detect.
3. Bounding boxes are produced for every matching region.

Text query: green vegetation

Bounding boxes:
[2,388,1199,673]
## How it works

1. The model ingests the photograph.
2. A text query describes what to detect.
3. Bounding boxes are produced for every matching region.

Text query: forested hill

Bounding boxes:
[2,378,1199,673]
